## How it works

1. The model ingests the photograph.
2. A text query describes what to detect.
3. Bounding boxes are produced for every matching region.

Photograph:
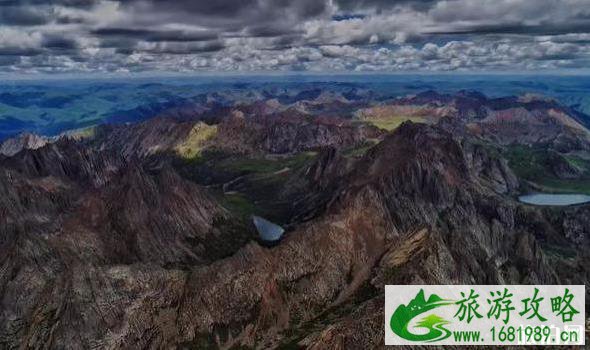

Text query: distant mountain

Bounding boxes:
[3,75,590,141]
[359,90,590,152]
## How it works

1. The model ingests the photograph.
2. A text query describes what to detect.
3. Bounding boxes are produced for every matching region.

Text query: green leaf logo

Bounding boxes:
[390,289,455,342]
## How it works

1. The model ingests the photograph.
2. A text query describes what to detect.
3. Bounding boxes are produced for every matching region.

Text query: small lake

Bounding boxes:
[519,193,590,206]
[252,215,285,242]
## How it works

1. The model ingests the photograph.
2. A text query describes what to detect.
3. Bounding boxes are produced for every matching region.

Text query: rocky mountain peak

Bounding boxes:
[0,132,49,157]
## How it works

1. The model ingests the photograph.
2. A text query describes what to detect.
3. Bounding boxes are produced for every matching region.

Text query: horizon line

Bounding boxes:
[4,69,590,82]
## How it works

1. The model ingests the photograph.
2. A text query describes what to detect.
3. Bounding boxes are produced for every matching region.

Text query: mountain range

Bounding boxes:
[3,75,590,142]
[0,87,589,349]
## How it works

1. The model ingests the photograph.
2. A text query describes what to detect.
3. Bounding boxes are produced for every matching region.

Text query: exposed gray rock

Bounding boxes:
[0,132,48,157]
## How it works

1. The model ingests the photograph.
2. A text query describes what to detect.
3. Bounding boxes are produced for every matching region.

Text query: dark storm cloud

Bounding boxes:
[136,40,225,54]
[92,28,219,42]
[332,14,366,21]
[122,0,330,29]
[140,0,258,17]
[41,34,78,50]
[55,15,87,25]
[0,55,20,66]
[98,36,136,49]
[0,0,97,7]
[428,23,590,36]
[145,31,219,42]
[0,47,42,56]
[244,25,303,38]
[0,5,52,26]
[335,0,438,12]
[142,0,328,18]
[92,28,155,37]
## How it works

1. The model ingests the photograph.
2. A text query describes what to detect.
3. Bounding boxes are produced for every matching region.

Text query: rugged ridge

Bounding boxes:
[215,110,383,155]
[0,132,48,156]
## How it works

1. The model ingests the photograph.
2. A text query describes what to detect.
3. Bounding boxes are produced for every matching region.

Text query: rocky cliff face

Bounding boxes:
[0,135,255,348]
[0,132,49,156]
[215,110,383,155]
[0,95,588,349]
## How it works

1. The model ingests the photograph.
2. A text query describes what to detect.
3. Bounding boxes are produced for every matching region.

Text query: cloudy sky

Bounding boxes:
[1,0,590,75]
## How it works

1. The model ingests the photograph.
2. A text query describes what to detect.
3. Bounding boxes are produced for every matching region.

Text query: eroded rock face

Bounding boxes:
[0,135,253,349]
[216,111,383,155]
[95,118,200,159]
[0,118,588,349]
[560,206,590,246]
[0,132,49,156]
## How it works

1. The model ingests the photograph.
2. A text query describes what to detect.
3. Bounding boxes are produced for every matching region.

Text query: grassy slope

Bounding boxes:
[363,116,426,131]
[216,152,317,174]
[218,152,317,221]
[342,139,380,158]
[503,145,590,194]
[175,123,218,159]
[177,150,318,223]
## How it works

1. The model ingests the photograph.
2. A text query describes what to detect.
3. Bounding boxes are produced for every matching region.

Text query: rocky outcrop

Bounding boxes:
[545,151,585,179]
[95,117,201,159]
[215,110,383,155]
[0,132,49,156]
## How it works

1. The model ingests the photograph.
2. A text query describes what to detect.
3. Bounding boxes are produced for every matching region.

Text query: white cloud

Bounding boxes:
[0,28,42,49]
[2,0,590,73]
